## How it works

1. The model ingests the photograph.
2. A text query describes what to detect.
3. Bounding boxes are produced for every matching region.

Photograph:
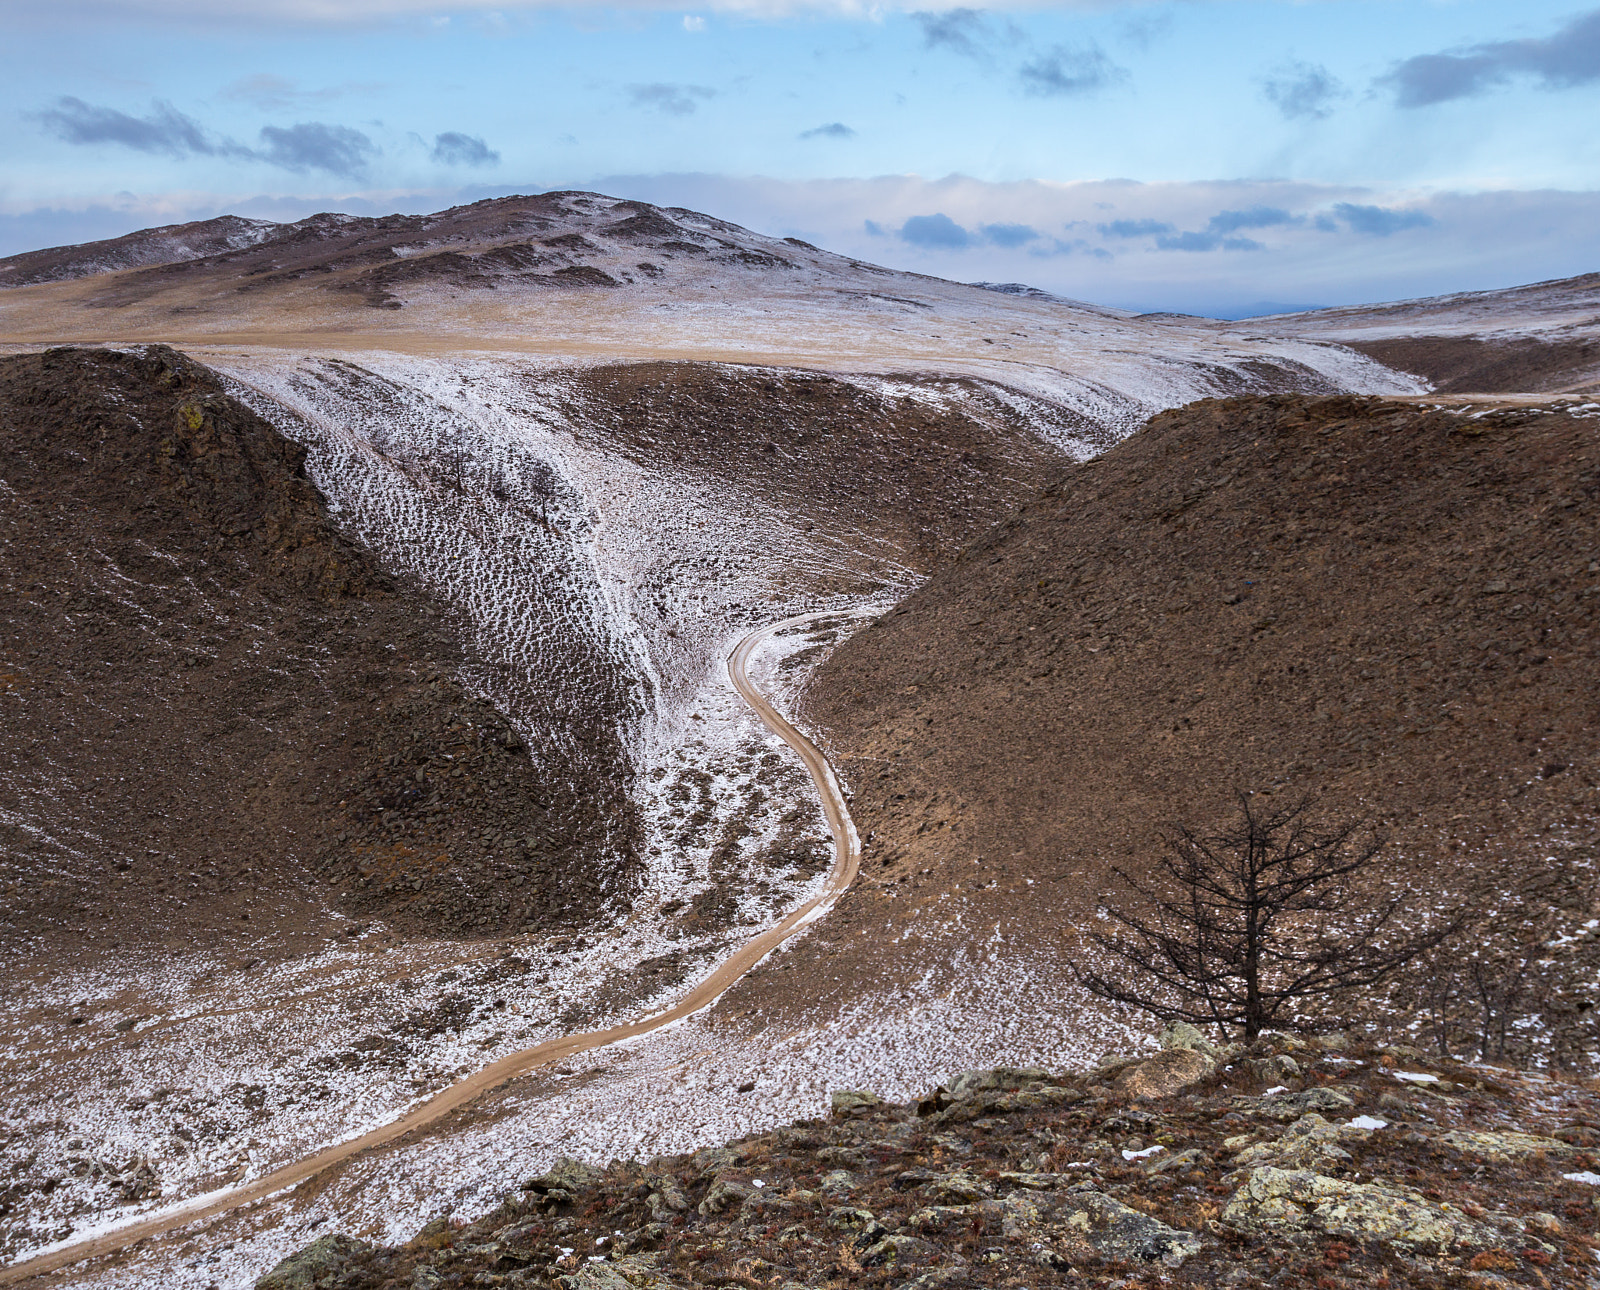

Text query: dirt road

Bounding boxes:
[0,611,862,1286]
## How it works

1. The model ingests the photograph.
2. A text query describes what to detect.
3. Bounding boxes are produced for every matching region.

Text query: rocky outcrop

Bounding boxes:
[254,1233,372,1289]
[253,1033,1597,1290]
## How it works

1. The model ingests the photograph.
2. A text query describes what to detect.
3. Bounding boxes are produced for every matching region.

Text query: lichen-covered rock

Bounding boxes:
[1160,1022,1222,1059]
[697,1177,754,1215]
[254,1233,372,1290]
[1052,1191,1200,1266]
[1222,1167,1506,1253]
[945,1066,1051,1098]
[1111,1047,1214,1100]
[1228,1113,1367,1172]
[926,1172,995,1203]
[830,1089,883,1116]
[860,1233,939,1267]
[1435,1131,1577,1164]
[525,1156,604,1196]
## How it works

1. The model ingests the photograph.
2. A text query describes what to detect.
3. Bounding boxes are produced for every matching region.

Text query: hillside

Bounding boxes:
[798,392,1600,1064]
[0,194,1416,427]
[1247,270,1600,393]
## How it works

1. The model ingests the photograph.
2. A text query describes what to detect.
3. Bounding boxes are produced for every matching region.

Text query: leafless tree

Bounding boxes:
[1074,793,1462,1039]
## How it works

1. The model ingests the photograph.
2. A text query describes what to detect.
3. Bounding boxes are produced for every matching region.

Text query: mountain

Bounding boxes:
[0,193,1417,431]
[1246,270,1600,394]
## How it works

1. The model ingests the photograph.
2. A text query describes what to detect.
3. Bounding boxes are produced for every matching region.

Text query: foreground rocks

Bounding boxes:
[256,1030,1600,1288]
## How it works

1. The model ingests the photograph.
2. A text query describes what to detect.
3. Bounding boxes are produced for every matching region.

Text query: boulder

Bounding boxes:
[819,1169,859,1196]
[254,1233,372,1290]
[860,1234,939,1267]
[1159,1022,1221,1060]
[1435,1130,1577,1164]
[1111,1047,1213,1100]
[1054,1192,1200,1266]
[524,1156,603,1196]
[1222,1167,1506,1253]
[697,1177,754,1215]
[944,1067,1051,1099]
[830,1089,883,1117]
[1228,1113,1364,1172]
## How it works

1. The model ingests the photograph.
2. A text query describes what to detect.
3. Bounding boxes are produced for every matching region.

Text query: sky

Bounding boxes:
[1,0,1598,316]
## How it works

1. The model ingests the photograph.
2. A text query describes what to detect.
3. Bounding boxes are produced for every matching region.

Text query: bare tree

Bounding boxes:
[1074,793,1462,1039]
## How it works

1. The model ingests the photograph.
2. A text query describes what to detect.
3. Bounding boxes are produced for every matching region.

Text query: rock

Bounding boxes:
[827,1206,879,1231]
[998,1171,1078,1189]
[1222,1167,1506,1253]
[1525,1211,1563,1235]
[644,1173,689,1214]
[1111,1047,1213,1100]
[1159,1022,1221,1059]
[1435,1130,1577,1163]
[1229,1114,1362,1172]
[1248,1054,1302,1085]
[254,1233,372,1289]
[926,1172,995,1203]
[1054,1192,1201,1266]
[411,1269,444,1290]
[944,1067,1050,1098]
[1251,1086,1356,1121]
[905,1203,983,1234]
[860,1234,939,1267]
[557,1265,635,1290]
[830,1089,883,1117]
[819,1169,859,1196]
[1145,1147,1211,1175]
[524,1157,603,1196]
[697,1177,754,1215]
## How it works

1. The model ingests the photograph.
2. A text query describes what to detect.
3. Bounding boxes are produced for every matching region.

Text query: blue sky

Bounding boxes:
[2,0,1598,315]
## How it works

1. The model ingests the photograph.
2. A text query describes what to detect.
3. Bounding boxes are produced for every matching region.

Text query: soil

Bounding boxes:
[1346,337,1600,395]
[0,346,635,965]
[797,393,1600,1061]
[563,362,1092,569]
[268,1034,1600,1290]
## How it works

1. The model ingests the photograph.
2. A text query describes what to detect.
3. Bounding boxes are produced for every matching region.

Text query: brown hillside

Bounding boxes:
[800,394,1600,1051]
[0,346,631,966]
[1345,336,1600,394]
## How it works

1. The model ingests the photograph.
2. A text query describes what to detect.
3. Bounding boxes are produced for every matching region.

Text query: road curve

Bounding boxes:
[0,611,862,1287]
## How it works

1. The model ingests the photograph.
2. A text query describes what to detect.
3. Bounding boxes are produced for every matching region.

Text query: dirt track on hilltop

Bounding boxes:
[0,612,862,1288]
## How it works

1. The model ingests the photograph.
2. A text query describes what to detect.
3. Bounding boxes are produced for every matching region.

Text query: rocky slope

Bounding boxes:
[251,1028,1600,1289]
[0,344,630,964]
[797,393,1600,1067]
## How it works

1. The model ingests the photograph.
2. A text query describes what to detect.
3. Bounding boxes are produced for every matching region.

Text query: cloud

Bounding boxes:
[799,122,856,140]
[1097,217,1174,238]
[257,122,378,176]
[980,221,1037,247]
[898,214,1047,250]
[1018,44,1123,96]
[912,7,993,60]
[1154,230,1264,252]
[1331,202,1434,235]
[32,94,378,176]
[1259,59,1343,120]
[1206,206,1297,233]
[431,130,499,166]
[1382,8,1600,107]
[34,96,222,158]
[900,212,972,248]
[627,82,716,115]
[682,14,704,31]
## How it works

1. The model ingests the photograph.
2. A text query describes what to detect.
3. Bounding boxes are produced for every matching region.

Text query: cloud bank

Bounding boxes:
[1383,7,1600,106]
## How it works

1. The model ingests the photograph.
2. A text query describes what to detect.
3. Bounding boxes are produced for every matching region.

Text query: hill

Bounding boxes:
[1248,271,1600,394]
[798,392,1600,1064]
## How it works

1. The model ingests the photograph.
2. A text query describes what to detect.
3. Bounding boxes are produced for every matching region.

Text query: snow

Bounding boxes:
[1565,1171,1600,1185]
[1121,1145,1164,1160]
[1394,1071,1440,1084]
[1348,1116,1388,1131]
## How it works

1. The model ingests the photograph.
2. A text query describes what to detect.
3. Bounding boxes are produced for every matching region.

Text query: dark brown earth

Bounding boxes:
[1346,337,1600,394]
[251,1034,1600,1290]
[564,362,1102,567]
[0,346,633,964]
[790,394,1600,1063]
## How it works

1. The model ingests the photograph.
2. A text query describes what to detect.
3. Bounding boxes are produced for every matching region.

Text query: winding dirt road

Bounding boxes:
[0,611,861,1287]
